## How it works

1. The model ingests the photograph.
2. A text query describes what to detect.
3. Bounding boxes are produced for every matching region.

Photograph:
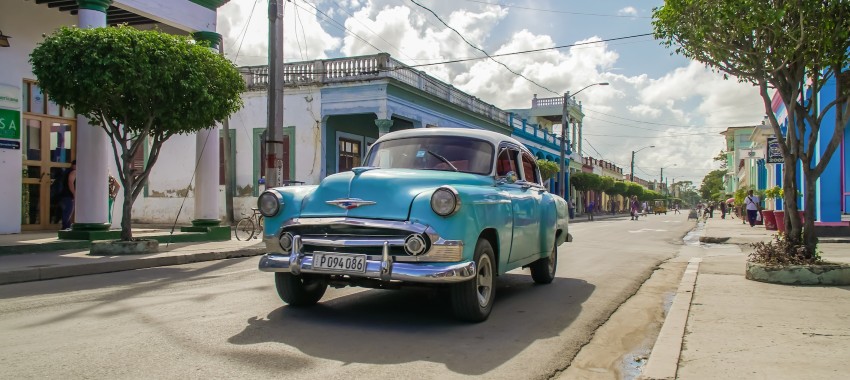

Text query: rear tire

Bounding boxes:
[530,243,558,284]
[450,238,495,322]
[235,218,254,241]
[274,272,327,306]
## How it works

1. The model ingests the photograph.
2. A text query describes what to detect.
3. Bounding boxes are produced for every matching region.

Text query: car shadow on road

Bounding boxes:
[228,274,595,375]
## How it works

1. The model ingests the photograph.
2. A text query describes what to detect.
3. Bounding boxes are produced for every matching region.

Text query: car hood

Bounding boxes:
[299,168,492,220]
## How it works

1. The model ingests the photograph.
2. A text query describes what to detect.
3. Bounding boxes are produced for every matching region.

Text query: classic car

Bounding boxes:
[257,128,571,321]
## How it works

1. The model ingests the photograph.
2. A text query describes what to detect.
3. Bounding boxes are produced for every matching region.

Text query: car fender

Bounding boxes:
[409,185,513,265]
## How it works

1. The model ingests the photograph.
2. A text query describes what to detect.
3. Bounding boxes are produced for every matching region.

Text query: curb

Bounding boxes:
[0,248,265,286]
[640,257,702,380]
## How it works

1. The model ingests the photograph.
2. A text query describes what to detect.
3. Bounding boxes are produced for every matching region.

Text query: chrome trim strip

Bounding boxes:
[301,237,406,247]
[472,199,511,205]
[258,253,477,283]
[278,218,431,234]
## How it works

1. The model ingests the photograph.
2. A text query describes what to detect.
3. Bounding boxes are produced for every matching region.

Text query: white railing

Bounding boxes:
[532,95,578,109]
[240,53,510,126]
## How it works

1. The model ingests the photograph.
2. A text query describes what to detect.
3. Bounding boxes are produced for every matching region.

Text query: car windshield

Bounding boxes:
[364,135,494,175]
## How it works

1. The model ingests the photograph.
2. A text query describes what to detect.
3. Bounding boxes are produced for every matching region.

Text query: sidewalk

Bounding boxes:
[643,215,850,379]
[0,226,265,285]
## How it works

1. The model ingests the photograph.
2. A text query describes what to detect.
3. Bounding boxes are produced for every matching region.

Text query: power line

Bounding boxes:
[294,1,386,55]
[462,0,653,18]
[292,0,308,59]
[230,0,261,62]
[310,0,418,63]
[408,0,561,96]
[405,33,654,69]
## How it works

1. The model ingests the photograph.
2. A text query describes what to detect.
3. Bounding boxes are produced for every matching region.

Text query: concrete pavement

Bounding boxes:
[642,215,850,380]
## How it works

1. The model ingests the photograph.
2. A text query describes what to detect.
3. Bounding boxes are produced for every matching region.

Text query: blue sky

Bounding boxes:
[218,0,766,185]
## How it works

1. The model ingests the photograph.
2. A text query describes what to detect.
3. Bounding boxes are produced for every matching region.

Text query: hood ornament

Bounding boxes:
[326,198,376,210]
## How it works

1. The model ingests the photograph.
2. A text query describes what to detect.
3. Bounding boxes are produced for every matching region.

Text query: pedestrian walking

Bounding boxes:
[744,190,761,227]
[630,196,640,220]
[673,202,681,214]
[58,160,76,230]
[586,200,595,221]
[720,201,727,219]
[568,198,575,220]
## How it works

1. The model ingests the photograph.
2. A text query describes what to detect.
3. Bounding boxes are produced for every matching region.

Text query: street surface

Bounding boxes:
[0,212,695,379]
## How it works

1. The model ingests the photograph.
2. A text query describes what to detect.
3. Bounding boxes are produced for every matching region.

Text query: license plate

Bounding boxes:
[312,253,367,273]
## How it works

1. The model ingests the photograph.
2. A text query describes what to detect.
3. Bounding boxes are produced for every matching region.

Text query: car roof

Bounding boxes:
[374,127,529,152]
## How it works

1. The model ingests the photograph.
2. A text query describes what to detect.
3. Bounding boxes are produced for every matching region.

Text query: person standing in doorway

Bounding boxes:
[744,190,761,227]
[108,173,121,225]
[59,160,76,230]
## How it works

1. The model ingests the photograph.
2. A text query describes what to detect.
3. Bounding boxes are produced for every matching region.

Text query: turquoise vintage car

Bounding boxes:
[257,128,571,321]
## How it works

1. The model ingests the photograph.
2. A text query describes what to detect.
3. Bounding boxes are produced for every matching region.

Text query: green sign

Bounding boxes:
[0,108,20,140]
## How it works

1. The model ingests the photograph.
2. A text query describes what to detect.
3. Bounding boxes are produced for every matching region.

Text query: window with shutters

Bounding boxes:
[130,139,145,182]
[338,137,361,172]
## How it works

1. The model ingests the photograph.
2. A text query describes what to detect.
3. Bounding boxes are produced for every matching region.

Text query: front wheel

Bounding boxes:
[450,238,495,322]
[530,243,558,284]
[274,273,328,306]
[235,218,254,241]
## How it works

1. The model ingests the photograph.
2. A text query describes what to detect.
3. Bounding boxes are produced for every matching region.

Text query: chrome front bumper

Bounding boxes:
[258,236,476,284]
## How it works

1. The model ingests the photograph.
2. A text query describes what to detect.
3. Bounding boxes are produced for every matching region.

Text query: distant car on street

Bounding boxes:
[257,128,571,321]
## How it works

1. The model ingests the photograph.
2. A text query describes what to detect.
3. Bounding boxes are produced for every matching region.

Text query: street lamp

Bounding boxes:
[630,145,655,182]
[559,82,609,197]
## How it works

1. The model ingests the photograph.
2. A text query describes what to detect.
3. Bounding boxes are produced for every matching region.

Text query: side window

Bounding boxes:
[521,152,540,184]
[496,147,519,176]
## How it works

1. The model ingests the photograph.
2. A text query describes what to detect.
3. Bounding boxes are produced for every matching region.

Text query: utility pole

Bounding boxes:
[630,150,635,182]
[266,0,284,188]
[558,91,570,198]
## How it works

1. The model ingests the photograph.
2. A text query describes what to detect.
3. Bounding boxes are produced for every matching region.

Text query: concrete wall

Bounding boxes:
[0,2,76,233]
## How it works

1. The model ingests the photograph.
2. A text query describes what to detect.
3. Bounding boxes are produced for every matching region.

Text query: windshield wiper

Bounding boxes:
[426,150,458,172]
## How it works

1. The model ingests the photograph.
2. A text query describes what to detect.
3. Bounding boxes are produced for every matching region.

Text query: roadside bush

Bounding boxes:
[749,234,821,265]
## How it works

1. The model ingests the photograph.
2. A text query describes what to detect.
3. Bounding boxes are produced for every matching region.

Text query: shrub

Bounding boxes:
[749,234,821,265]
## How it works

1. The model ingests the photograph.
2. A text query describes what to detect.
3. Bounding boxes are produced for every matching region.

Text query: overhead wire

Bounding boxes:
[294,0,386,55]
[462,0,653,18]
[293,0,308,59]
[408,0,561,96]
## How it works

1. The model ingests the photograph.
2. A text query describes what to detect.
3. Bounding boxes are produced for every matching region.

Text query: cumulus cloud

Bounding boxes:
[218,0,765,183]
[618,6,639,17]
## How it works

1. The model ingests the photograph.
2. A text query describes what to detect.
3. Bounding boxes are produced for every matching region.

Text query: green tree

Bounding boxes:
[599,176,615,194]
[699,170,726,201]
[654,0,850,258]
[625,183,644,198]
[536,159,559,181]
[30,26,245,241]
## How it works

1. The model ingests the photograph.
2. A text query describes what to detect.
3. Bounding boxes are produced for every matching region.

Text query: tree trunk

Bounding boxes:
[782,155,802,245]
[120,156,134,241]
[803,174,818,257]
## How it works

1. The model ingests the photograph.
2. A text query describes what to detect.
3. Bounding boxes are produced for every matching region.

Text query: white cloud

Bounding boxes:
[618,6,638,17]
[216,0,765,183]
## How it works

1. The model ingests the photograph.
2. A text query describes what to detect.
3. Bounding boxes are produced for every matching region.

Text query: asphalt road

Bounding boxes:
[0,212,695,379]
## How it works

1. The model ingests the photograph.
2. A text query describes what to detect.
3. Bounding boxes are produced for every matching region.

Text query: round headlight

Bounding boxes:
[258,191,282,217]
[430,186,460,216]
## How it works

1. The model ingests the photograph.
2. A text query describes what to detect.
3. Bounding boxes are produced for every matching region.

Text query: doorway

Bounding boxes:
[20,80,76,230]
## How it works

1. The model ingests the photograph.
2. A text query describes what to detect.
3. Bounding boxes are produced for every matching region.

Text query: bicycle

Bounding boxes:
[235,208,264,241]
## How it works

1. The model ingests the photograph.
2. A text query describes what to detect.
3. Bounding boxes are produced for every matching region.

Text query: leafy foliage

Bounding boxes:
[625,182,644,198]
[536,159,559,181]
[610,181,628,197]
[699,169,726,201]
[654,0,850,256]
[570,172,600,192]
[599,176,615,194]
[30,26,245,240]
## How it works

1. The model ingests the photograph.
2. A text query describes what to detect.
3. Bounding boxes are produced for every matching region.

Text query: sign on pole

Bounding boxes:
[766,137,783,164]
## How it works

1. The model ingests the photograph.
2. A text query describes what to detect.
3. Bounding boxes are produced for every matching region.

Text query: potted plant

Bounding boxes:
[762,186,780,230]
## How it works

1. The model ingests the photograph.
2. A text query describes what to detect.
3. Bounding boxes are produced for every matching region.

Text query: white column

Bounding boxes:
[193,127,220,222]
[73,7,110,228]
[578,121,584,156]
[192,31,221,225]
